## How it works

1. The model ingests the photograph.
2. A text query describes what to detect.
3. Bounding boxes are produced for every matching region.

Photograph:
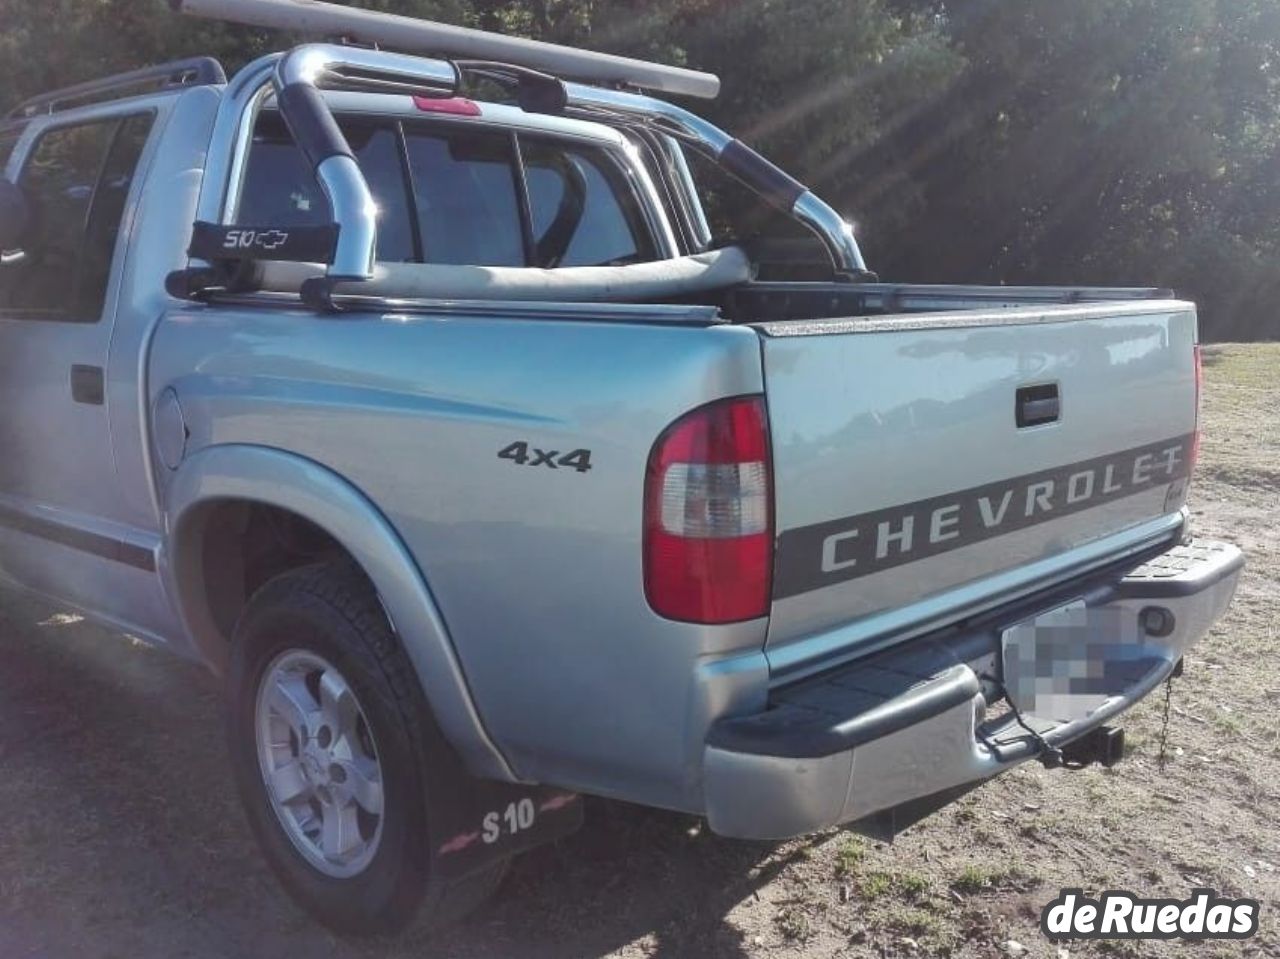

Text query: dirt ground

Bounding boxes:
[0,343,1275,959]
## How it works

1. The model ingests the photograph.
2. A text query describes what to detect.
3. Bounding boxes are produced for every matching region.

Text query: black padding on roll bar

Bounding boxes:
[721,140,806,212]
[189,221,340,264]
[277,82,356,169]
[516,73,569,115]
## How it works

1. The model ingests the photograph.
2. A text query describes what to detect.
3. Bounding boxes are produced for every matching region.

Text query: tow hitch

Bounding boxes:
[1058,725,1126,769]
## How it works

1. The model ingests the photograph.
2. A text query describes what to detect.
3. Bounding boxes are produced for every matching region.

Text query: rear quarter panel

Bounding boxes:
[148,306,767,809]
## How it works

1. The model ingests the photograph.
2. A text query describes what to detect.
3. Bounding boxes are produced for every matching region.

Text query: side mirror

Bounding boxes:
[0,178,31,255]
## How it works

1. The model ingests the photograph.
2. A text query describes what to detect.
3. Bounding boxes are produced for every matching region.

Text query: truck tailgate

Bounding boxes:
[756,300,1198,661]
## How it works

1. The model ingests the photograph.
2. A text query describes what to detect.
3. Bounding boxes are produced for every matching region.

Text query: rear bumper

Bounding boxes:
[702,539,1243,839]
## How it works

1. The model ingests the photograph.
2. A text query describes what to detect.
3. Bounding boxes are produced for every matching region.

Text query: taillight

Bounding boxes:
[643,396,774,624]
[1191,343,1203,472]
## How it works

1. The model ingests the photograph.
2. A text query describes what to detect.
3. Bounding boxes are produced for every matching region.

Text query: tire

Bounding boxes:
[225,561,505,935]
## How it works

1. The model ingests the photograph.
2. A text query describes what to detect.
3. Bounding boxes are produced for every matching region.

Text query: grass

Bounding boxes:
[833,836,866,878]
[858,871,894,899]
[887,906,941,938]
[952,865,994,894]
[896,872,931,897]
[852,869,932,901]
[951,863,1035,895]
[1213,712,1245,737]
[1199,342,1280,389]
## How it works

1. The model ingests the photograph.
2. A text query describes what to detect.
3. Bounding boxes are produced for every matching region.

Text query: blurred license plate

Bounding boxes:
[1001,599,1110,723]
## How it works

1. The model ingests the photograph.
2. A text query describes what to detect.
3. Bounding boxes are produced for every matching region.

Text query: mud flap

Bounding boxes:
[432,779,583,880]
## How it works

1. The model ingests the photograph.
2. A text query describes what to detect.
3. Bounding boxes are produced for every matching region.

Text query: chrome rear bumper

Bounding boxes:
[702,539,1243,840]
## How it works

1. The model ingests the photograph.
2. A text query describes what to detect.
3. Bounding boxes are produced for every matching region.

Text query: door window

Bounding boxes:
[76,115,154,317]
[0,113,154,321]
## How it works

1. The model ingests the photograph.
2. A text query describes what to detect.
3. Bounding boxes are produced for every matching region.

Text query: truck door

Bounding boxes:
[0,110,158,618]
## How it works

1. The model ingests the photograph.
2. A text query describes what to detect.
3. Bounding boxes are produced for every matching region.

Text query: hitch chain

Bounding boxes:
[1157,675,1175,772]
[980,672,1074,769]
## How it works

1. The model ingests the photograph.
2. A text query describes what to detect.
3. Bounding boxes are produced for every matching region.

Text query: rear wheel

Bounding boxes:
[225,562,505,935]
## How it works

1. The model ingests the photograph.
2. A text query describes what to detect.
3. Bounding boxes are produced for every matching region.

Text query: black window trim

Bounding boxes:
[508,130,539,268]
[0,108,157,324]
[390,120,427,265]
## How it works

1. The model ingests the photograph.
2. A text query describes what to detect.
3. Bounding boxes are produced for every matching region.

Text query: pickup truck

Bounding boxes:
[0,0,1243,935]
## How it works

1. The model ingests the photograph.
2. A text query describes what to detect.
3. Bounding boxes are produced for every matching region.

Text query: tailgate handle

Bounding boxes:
[1016,384,1060,427]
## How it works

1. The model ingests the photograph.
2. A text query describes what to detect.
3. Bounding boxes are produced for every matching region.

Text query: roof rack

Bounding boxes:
[7,57,227,120]
[172,0,719,100]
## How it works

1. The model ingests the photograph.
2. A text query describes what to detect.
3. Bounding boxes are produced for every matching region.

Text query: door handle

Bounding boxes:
[1016,383,1059,428]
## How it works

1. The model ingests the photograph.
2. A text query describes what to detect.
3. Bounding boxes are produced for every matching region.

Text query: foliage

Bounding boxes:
[2,0,1278,338]
[854,0,1280,339]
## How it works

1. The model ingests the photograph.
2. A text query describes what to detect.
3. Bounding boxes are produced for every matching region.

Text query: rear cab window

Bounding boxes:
[236,112,660,269]
[522,138,656,267]
[239,115,417,263]
[403,127,525,266]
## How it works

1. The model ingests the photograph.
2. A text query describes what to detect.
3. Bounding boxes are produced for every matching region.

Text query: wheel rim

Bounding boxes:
[254,650,385,879]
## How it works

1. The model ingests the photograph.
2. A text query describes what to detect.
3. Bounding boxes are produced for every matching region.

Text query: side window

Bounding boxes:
[0,113,153,320]
[238,115,415,263]
[403,128,524,267]
[522,140,657,267]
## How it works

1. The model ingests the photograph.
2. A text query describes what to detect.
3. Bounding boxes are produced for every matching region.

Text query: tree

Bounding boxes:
[3,0,1279,339]
[855,0,1280,339]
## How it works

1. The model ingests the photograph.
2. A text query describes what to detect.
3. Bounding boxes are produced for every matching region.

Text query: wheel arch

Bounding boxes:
[162,443,515,781]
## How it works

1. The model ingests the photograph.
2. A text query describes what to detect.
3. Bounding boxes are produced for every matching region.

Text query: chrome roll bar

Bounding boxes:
[561,84,868,276]
[195,45,458,282]
[274,45,458,279]
[193,44,867,288]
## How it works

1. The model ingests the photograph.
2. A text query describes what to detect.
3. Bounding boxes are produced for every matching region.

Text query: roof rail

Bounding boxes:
[7,57,227,120]
[172,0,720,100]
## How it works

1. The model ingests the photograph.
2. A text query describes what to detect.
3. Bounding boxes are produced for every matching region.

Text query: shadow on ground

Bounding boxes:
[0,591,794,959]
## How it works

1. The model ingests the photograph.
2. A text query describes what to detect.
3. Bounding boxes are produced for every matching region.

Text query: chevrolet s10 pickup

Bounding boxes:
[0,0,1243,933]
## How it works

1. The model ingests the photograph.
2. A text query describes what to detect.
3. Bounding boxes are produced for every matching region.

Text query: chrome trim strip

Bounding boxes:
[663,134,713,250]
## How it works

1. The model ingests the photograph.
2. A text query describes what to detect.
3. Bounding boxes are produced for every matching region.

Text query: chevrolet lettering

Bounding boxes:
[779,435,1195,597]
